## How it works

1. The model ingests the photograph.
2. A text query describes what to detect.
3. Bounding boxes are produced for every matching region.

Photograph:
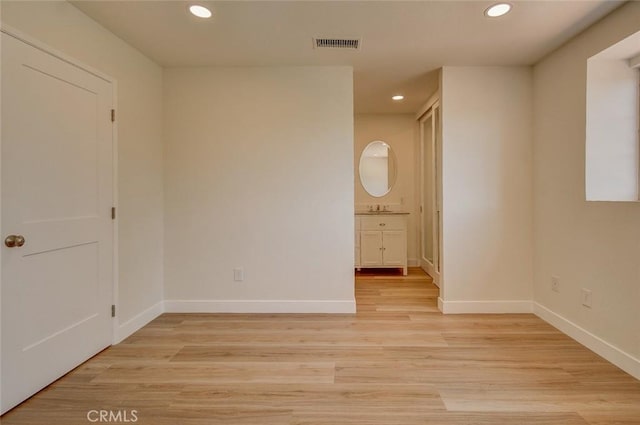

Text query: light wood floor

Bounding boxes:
[3,268,640,424]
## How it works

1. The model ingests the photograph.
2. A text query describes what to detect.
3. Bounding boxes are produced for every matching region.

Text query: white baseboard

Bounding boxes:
[113,298,356,343]
[534,303,640,380]
[440,300,533,314]
[408,258,419,267]
[437,297,444,312]
[164,299,357,314]
[114,300,164,344]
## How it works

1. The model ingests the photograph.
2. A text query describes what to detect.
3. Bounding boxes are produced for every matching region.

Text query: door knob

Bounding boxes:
[5,235,25,248]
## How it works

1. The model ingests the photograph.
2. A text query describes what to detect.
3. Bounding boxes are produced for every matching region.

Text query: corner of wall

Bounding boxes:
[114,300,165,344]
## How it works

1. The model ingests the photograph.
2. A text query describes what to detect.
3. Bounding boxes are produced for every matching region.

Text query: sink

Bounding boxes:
[356,211,408,215]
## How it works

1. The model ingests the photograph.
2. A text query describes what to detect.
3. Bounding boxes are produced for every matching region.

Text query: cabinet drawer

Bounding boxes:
[361,215,406,230]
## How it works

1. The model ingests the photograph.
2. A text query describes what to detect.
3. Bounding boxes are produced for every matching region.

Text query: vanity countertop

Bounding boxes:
[355,211,410,215]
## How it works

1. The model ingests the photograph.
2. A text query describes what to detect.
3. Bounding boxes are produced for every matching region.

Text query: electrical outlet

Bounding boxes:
[581,288,592,308]
[551,276,560,292]
[233,268,244,282]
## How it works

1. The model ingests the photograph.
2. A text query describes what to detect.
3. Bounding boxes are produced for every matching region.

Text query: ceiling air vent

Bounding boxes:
[313,38,361,50]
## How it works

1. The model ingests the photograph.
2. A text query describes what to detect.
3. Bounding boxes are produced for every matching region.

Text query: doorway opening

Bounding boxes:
[355,267,439,313]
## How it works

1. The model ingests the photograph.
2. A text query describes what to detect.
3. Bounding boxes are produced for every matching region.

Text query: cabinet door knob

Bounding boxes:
[379,223,386,226]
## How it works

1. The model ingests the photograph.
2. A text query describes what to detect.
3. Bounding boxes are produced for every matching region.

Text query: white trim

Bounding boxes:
[407,258,419,267]
[440,300,533,314]
[114,301,164,344]
[421,258,435,275]
[110,82,119,345]
[0,24,114,83]
[437,297,444,312]
[421,260,441,286]
[416,89,441,120]
[534,303,640,380]
[0,27,4,418]
[164,299,357,314]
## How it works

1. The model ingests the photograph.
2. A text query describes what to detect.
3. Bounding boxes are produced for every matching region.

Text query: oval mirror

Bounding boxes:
[359,140,397,197]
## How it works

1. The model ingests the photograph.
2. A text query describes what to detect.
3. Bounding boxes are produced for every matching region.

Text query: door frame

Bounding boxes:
[417,93,442,287]
[0,24,119,345]
[419,110,435,272]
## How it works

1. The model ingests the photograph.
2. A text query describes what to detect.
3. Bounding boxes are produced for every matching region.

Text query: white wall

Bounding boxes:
[1,1,165,338]
[354,114,418,265]
[441,67,533,309]
[533,0,640,369]
[163,67,355,312]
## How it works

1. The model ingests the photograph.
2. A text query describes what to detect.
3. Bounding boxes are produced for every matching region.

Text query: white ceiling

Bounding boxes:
[72,0,624,113]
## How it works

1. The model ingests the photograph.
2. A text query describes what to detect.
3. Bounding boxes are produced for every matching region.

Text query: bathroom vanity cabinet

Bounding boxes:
[355,213,408,275]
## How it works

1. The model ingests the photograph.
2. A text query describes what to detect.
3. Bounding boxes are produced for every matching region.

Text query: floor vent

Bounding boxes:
[313,38,361,50]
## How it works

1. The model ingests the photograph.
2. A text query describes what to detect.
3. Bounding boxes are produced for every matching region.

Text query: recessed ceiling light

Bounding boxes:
[392,95,404,101]
[189,4,212,19]
[485,3,512,17]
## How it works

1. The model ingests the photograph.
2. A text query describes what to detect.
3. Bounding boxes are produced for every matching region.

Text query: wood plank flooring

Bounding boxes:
[3,268,639,424]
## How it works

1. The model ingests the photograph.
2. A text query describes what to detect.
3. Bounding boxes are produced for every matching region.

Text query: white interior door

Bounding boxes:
[1,32,114,414]
[433,105,442,275]
[418,103,442,285]
[420,112,434,268]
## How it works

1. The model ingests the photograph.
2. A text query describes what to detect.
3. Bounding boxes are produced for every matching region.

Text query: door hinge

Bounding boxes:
[111,207,116,220]
[111,305,116,317]
[111,109,115,122]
